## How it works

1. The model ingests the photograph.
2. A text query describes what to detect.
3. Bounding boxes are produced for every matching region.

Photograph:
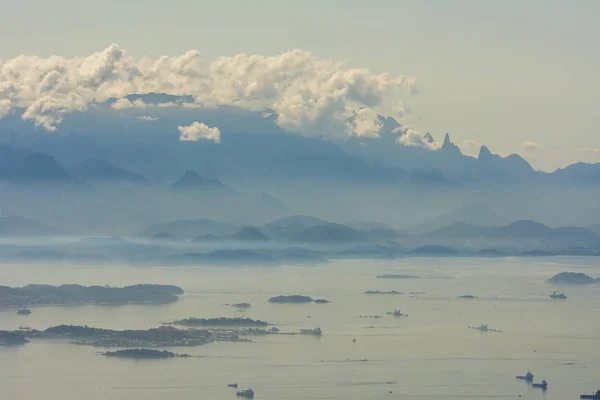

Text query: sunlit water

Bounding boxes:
[1,257,599,400]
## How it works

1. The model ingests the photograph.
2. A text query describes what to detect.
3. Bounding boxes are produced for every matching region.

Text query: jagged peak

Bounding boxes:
[424,132,434,143]
[478,145,493,159]
[442,133,452,147]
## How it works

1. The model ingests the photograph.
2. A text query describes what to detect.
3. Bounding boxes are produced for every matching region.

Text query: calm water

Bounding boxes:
[1,257,599,400]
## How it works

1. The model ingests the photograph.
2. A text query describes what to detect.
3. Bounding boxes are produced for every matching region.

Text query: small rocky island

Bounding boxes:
[546,272,600,285]
[364,290,402,295]
[314,299,330,304]
[268,295,314,303]
[0,284,184,306]
[169,317,268,327]
[103,349,190,359]
[376,274,420,279]
[457,295,478,299]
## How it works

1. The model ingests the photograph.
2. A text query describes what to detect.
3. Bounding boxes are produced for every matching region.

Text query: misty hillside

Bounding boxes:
[171,170,231,192]
[262,215,331,240]
[229,227,270,241]
[428,220,600,245]
[291,223,367,243]
[410,204,512,235]
[0,216,58,237]
[69,159,149,184]
[139,219,240,239]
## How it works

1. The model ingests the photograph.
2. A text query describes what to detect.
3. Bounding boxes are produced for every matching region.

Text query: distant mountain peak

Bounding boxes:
[440,133,462,156]
[478,145,493,159]
[424,132,434,143]
[171,170,228,192]
[443,133,452,146]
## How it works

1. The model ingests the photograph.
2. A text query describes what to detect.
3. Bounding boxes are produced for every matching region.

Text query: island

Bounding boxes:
[268,295,314,303]
[33,324,234,347]
[364,290,402,295]
[314,299,330,304]
[0,284,184,307]
[103,349,190,359]
[0,330,29,346]
[457,295,478,299]
[169,317,268,327]
[376,274,420,279]
[546,272,600,285]
[231,303,251,309]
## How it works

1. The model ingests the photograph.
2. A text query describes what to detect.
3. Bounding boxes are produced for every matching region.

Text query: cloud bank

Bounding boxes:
[178,121,221,143]
[0,44,416,138]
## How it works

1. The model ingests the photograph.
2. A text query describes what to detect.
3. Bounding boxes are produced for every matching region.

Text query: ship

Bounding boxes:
[580,389,600,399]
[532,380,548,390]
[17,308,31,315]
[228,383,238,388]
[386,310,406,317]
[236,389,254,398]
[516,371,534,382]
[300,327,322,336]
[550,291,567,299]
[468,324,502,333]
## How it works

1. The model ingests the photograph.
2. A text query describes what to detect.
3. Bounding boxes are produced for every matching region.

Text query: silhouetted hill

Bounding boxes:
[171,170,230,192]
[229,226,270,241]
[11,153,74,183]
[475,146,535,182]
[262,215,330,240]
[69,159,149,184]
[291,223,367,243]
[139,219,240,239]
[547,272,600,285]
[428,220,599,243]
[152,232,178,241]
[550,162,600,184]
[587,224,600,236]
[0,216,58,237]
[411,204,511,235]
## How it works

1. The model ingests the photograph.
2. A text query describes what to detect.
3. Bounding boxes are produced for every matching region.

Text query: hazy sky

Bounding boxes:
[1,0,599,171]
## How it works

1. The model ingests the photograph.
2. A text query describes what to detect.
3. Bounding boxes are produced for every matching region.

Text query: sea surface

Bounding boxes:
[1,257,599,400]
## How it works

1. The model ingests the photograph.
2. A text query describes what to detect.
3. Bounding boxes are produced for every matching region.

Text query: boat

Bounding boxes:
[236,388,254,398]
[299,327,322,336]
[468,324,502,333]
[17,308,31,315]
[532,380,548,390]
[550,291,567,299]
[580,389,600,399]
[516,371,534,382]
[386,310,406,317]
[228,383,238,388]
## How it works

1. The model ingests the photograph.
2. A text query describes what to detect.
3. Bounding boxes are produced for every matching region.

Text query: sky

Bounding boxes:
[1,0,599,171]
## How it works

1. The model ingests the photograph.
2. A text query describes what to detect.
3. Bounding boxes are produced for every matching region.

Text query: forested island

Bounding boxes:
[546,272,600,285]
[364,290,402,295]
[268,295,314,303]
[29,324,227,347]
[103,349,190,359]
[0,284,184,306]
[376,274,420,279]
[170,317,268,327]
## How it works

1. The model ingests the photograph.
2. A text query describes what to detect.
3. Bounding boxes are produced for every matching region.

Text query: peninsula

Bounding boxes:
[0,284,184,307]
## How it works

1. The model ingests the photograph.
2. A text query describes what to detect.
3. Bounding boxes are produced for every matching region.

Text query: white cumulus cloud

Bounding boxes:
[178,121,220,143]
[0,45,415,136]
[396,128,440,150]
[522,141,544,152]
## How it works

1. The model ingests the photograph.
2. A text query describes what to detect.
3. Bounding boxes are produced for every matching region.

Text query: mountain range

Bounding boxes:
[1,96,599,186]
